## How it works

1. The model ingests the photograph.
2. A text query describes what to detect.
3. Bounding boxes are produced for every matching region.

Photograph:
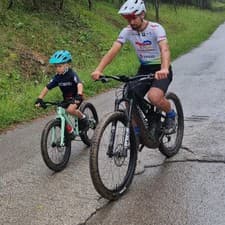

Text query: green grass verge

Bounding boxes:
[0,2,225,131]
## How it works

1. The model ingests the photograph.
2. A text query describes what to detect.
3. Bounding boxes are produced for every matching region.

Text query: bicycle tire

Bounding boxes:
[159,92,184,157]
[90,111,137,200]
[41,119,71,172]
[79,102,99,146]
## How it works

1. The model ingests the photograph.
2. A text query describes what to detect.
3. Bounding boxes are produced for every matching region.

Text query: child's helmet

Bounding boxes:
[49,50,72,64]
[118,0,146,15]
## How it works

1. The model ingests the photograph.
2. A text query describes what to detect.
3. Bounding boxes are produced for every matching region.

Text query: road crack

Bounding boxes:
[78,197,110,225]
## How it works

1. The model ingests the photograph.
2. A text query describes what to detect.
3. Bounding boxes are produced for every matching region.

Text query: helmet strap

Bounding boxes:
[63,66,69,75]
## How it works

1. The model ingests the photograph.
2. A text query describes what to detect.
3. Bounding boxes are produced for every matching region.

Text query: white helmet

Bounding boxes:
[118,0,146,15]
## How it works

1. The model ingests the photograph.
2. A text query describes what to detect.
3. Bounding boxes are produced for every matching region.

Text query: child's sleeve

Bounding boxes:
[46,76,58,90]
[73,72,82,84]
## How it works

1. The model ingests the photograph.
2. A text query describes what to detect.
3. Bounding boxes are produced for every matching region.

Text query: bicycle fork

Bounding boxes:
[107,99,132,158]
[53,107,78,146]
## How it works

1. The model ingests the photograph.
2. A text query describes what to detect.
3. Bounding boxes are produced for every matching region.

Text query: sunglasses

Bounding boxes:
[122,14,138,21]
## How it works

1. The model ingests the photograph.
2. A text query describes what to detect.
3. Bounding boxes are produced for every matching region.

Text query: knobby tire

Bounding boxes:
[159,92,184,157]
[90,111,137,200]
[79,102,99,146]
[41,119,71,172]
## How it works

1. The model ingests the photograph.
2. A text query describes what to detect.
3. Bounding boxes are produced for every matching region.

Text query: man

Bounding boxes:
[91,0,175,134]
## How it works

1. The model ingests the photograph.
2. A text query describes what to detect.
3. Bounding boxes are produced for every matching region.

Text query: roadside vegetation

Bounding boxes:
[0,1,224,132]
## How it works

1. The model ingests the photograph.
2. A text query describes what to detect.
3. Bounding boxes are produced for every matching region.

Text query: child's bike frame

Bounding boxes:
[40,100,98,172]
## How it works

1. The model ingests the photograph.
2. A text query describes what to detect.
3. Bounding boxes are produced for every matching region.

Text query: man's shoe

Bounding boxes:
[164,110,176,134]
[79,115,89,132]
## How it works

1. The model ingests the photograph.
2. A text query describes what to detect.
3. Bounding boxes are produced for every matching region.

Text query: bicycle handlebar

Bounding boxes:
[98,74,155,83]
[40,100,74,109]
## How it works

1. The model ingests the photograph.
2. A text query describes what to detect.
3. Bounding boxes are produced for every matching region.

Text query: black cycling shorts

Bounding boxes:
[62,98,83,109]
[133,64,173,98]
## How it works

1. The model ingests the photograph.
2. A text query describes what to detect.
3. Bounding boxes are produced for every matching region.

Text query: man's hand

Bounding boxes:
[155,68,169,80]
[91,70,102,81]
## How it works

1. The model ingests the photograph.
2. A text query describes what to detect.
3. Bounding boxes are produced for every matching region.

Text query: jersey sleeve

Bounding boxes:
[117,27,129,44]
[73,71,82,84]
[155,24,167,42]
[46,76,58,90]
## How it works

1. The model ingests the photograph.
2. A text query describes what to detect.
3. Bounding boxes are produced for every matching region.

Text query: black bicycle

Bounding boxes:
[40,100,98,172]
[89,74,184,200]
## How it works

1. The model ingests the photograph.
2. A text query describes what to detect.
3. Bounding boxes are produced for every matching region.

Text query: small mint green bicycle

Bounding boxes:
[40,100,98,172]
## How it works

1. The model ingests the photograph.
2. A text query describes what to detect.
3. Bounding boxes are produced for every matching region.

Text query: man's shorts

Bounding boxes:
[131,64,173,98]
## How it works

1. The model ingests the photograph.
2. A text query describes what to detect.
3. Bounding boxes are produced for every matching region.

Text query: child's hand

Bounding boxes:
[74,94,83,104]
[35,98,46,108]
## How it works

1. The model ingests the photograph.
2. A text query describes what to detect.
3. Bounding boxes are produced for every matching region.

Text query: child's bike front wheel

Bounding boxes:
[41,119,71,172]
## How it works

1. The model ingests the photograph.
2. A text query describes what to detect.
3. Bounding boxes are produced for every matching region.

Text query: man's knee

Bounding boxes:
[147,88,164,106]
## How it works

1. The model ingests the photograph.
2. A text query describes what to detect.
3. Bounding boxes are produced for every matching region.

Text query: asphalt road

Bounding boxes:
[1,22,225,225]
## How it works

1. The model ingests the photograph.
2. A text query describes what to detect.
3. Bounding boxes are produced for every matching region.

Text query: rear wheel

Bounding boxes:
[41,119,71,172]
[90,112,137,200]
[159,92,184,157]
[79,102,98,146]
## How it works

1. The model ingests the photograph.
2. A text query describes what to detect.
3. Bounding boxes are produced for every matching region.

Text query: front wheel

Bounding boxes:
[159,92,184,157]
[41,119,71,172]
[79,102,99,146]
[90,111,137,200]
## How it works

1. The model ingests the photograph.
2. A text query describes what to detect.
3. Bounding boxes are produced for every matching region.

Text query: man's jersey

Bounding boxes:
[117,22,167,65]
[46,68,81,99]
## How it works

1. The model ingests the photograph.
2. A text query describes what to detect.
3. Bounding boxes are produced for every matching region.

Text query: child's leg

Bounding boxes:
[66,104,85,118]
[67,104,89,131]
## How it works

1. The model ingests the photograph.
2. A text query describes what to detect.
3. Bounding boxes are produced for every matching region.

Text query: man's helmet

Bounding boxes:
[49,50,72,64]
[118,0,146,15]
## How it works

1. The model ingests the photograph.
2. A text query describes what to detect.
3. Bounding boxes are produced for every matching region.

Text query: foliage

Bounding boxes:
[0,1,224,132]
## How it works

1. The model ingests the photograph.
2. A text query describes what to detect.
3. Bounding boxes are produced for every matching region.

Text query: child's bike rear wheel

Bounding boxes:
[79,102,99,146]
[41,119,71,172]
[159,92,184,157]
[90,111,137,200]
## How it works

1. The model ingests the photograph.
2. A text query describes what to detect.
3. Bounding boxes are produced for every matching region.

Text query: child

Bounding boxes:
[35,50,88,135]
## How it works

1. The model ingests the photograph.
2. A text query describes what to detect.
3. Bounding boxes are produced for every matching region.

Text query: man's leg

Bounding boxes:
[147,87,170,112]
[147,87,176,134]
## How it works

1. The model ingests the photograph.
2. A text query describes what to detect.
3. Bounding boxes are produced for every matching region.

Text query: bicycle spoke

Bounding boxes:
[97,121,131,191]
[47,126,65,164]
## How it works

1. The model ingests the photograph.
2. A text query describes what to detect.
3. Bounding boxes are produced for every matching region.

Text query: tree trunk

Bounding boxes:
[155,0,160,22]
[88,0,92,10]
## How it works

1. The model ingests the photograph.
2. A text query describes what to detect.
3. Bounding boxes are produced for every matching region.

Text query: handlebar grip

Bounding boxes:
[41,103,47,109]
[99,76,109,83]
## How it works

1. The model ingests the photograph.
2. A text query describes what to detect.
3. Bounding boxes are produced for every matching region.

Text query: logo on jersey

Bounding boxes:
[59,82,73,87]
[135,40,152,50]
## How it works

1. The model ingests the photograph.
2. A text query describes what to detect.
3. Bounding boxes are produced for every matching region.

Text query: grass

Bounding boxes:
[0,1,225,132]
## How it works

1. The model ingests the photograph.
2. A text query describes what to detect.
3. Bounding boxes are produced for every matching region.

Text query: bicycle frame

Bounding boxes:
[54,106,79,146]
[109,77,165,152]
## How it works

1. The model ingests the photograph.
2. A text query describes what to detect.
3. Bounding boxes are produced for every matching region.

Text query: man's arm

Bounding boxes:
[91,41,123,80]
[155,39,171,80]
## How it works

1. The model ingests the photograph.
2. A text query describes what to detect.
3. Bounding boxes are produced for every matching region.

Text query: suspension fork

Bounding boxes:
[107,99,133,157]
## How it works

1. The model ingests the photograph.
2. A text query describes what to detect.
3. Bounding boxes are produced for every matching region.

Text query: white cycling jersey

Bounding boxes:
[117,21,167,65]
